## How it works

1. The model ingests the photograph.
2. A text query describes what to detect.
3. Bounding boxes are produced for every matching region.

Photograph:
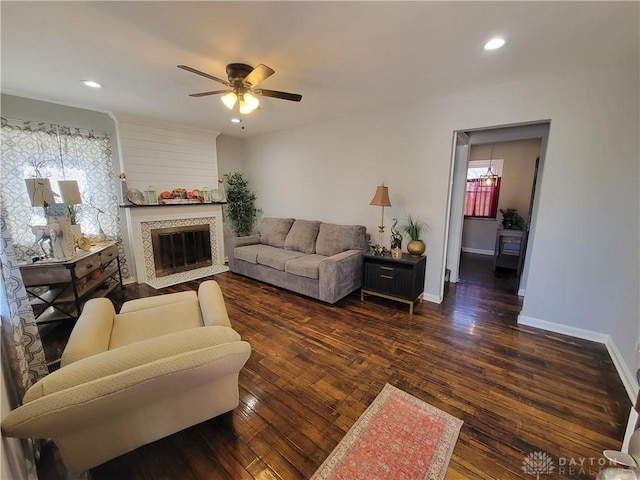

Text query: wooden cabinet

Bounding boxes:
[493,229,526,275]
[19,243,124,324]
[361,252,426,314]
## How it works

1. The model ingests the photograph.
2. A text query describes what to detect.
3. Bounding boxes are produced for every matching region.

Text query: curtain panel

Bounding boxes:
[464,178,501,218]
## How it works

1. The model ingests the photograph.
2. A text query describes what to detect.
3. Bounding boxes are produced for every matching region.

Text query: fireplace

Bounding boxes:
[151,224,212,277]
[127,208,227,289]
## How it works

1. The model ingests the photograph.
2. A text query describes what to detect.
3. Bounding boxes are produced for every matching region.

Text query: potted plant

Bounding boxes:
[499,208,526,230]
[223,172,262,236]
[403,214,428,257]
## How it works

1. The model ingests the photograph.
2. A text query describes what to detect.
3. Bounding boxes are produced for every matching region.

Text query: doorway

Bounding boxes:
[444,122,550,298]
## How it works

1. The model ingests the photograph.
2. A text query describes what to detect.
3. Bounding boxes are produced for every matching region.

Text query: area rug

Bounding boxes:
[311,383,463,480]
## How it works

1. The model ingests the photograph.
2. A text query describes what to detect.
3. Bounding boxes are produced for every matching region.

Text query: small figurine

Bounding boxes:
[390,218,403,250]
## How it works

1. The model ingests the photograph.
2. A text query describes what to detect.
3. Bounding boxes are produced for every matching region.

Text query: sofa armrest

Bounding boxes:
[318,249,364,304]
[226,234,261,271]
[61,298,115,367]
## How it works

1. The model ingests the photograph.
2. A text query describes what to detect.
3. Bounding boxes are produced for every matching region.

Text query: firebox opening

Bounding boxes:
[151,225,212,277]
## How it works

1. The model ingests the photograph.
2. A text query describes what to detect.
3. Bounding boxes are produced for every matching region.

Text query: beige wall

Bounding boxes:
[242,62,639,393]
[462,139,541,253]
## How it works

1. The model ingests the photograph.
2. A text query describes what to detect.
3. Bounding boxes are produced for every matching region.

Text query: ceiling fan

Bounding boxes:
[177,63,302,114]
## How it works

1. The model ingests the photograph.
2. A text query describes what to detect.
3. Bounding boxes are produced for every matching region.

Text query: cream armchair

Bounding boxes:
[1,280,251,472]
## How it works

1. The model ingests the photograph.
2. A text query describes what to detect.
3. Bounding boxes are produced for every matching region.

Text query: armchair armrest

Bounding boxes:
[198,280,231,327]
[318,249,364,304]
[61,298,115,367]
[3,336,251,441]
[26,326,241,402]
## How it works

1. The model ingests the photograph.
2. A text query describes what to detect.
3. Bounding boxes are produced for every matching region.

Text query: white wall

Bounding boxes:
[243,63,640,387]
[116,115,220,194]
[217,134,245,177]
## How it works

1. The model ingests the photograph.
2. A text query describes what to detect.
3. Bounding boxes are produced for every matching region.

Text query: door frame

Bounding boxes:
[441,121,550,298]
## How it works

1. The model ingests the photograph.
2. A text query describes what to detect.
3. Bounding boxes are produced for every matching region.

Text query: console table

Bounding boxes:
[361,252,426,314]
[493,229,526,275]
[19,243,124,324]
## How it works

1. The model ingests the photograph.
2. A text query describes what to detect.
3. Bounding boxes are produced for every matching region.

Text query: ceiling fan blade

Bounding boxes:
[189,90,231,97]
[254,89,302,102]
[243,64,275,87]
[177,65,231,86]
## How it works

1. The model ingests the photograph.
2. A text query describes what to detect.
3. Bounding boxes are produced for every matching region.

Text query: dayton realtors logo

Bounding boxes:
[522,451,555,479]
[523,451,618,477]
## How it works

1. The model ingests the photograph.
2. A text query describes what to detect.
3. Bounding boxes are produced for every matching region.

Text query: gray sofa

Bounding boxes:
[226,218,368,304]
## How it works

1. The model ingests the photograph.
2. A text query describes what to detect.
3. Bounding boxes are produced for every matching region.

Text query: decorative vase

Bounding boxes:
[407,239,426,257]
[391,247,403,259]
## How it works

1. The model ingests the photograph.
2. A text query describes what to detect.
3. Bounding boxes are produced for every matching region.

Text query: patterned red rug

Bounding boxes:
[311,384,463,480]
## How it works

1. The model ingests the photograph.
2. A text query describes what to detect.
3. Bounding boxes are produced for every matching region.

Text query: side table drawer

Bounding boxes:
[99,244,119,266]
[364,262,414,299]
[73,252,101,279]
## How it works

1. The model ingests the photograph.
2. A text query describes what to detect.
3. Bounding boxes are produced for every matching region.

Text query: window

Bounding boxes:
[0,117,125,268]
[464,159,503,218]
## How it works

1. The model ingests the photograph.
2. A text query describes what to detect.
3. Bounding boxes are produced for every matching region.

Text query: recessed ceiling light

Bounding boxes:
[82,80,103,88]
[484,37,506,51]
[231,118,242,124]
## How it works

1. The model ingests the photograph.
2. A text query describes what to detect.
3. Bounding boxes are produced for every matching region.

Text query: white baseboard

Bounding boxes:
[424,292,442,304]
[518,314,638,403]
[517,314,609,342]
[122,277,137,286]
[461,247,494,256]
[606,336,639,405]
[517,288,526,297]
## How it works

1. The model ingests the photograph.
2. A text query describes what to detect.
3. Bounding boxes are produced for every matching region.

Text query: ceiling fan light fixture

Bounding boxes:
[221,91,237,110]
[239,92,260,114]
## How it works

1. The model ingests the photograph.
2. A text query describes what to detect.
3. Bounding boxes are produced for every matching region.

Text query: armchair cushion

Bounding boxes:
[110,297,203,349]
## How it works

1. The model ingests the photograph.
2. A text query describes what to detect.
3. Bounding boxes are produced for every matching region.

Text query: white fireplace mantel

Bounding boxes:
[124,204,227,288]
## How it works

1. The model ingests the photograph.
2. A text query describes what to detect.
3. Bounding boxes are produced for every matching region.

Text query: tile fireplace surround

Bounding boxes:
[125,204,227,289]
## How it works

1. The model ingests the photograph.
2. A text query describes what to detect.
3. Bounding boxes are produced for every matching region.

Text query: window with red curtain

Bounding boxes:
[464,177,501,218]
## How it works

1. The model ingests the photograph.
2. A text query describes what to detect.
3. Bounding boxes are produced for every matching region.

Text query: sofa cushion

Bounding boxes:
[315,223,367,256]
[284,220,321,254]
[234,244,274,264]
[284,254,327,280]
[259,218,295,248]
[257,248,306,271]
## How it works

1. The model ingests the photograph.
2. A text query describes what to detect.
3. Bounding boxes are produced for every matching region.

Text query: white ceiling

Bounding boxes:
[1,2,637,138]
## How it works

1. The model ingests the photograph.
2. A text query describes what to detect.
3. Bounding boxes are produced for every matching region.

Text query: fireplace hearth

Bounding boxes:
[151,224,212,277]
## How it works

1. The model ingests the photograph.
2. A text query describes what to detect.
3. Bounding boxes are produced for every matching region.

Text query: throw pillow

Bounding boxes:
[284,220,321,254]
[259,218,295,247]
[315,223,367,256]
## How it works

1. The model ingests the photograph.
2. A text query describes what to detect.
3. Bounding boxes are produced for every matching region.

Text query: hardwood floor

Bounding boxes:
[36,271,631,479]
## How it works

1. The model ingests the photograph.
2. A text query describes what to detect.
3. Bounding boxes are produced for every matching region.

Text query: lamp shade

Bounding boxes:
[58,180,83,205]
[25,178,54,207]
[369,185,391,207]
[221,91,238,110]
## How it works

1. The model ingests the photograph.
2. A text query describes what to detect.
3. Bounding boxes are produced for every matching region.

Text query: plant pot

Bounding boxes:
[407,239,426,257]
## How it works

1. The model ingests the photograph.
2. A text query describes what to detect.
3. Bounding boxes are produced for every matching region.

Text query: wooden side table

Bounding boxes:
[361,252,426,314]
[19,243,124,324]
